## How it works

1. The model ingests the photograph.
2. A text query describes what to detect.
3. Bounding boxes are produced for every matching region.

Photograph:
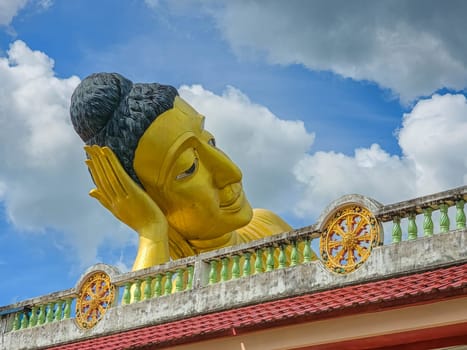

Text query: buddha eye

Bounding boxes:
[208,138,216,147]
[175,157,198,180]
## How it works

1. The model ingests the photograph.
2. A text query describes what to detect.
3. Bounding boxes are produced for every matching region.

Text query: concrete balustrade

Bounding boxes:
[1,186,467,350]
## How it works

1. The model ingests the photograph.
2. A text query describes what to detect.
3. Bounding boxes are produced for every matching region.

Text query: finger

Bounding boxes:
[102,146,132,195]
[84,148,105,191]
[89,145,121,198]
[99,146,128,197]
[85,159,112,205]
[85,147,109,197]
[89,188,112,212]
[85,146,117,200]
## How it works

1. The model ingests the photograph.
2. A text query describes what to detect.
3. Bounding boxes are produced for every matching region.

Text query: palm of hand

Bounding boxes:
[84,145,168,240]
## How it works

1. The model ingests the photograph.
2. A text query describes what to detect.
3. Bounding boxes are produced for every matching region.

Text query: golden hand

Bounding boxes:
[84,145,169,268]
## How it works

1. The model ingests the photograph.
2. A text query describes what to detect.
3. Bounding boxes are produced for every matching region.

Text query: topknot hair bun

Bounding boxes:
[69,72,179,185]
[70,73,133,143]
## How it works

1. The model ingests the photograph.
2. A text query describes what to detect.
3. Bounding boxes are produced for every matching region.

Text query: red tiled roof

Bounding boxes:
[49,263,467,350]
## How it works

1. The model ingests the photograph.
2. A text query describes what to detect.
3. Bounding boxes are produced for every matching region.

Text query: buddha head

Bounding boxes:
[70,73,253,249]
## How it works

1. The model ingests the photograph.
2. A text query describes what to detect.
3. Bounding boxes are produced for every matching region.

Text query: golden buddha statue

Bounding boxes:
[70,73,313,271]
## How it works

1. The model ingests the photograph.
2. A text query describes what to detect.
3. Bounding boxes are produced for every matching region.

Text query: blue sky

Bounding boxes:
[1,0,467,305]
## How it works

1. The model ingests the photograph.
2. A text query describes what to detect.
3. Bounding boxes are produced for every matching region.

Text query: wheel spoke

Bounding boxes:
[333,224,346,236]
[334,248,346,263]
[347,249,355,265]
[90,308,98,321]
[327,240,342,249]
[84,307,94,320]
[354,217,368,235]
[86,288,97,299]
[98,304,107,316]
[102,295,113,304]
[80,300,92,307]
[97,286,109,298]
[357,233,372,242]
[355,244,368,258]
[346,215,355,233]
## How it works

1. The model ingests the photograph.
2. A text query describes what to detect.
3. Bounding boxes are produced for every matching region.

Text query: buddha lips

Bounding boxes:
[219,183,244,212]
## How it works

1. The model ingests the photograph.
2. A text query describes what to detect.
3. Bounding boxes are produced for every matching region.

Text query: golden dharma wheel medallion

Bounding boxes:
[320,205,381,274]
[75,271,115,329]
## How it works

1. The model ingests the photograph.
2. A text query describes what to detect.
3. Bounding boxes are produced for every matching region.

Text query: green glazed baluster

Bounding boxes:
[63,299,72,319]
[221,257,230,281]
[13,312,20,331]
[21,311,29,329]
[392,217,402,243]
[290,241,299,266]
[423,208,434,237]
[254,248,264,274]
[133,280,142,302]
[303,238,312,263]
[46,303,54,323]
[209,260,218,284]
[266,246,275,271]
[278,245,287,268]
[29,306,38,327]
[440,203,450,233]
[54,300,64,321]
[122,282,131,305]
[38,305,46,325]
[164,271,173,295]
[153,274,163,297]
[144,277,153,299]
[243,252,251,277]
[456,200,466,229]
[232,255,240,279]
[186,266,194,290]
[175,268,184,292]
[408,213,418,240]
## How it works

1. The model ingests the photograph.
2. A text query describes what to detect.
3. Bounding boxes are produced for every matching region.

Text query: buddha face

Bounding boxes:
[133,96,253,240]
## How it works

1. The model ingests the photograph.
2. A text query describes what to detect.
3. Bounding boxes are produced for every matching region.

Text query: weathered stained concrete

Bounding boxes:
[2,229,467,350]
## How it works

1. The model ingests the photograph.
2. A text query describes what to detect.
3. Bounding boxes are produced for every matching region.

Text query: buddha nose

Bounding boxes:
[206,147,242,188]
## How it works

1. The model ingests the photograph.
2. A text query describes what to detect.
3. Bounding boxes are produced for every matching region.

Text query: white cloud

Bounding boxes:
[175,85,467,224]
[0,0,54,28]
[0,0,27,26]
[179,85,315,214]
[294,93,467,218]
[293,145,416,218]
[399,94,467,192]
[2,40,466,271]
[0,40,315,269]
[192,0,467,102]
[0,40,315,268]
[0,40,134,267]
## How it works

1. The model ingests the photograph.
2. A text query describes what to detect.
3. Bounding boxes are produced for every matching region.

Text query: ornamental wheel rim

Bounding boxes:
[75,271,115,329]
[320,205,381,274]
